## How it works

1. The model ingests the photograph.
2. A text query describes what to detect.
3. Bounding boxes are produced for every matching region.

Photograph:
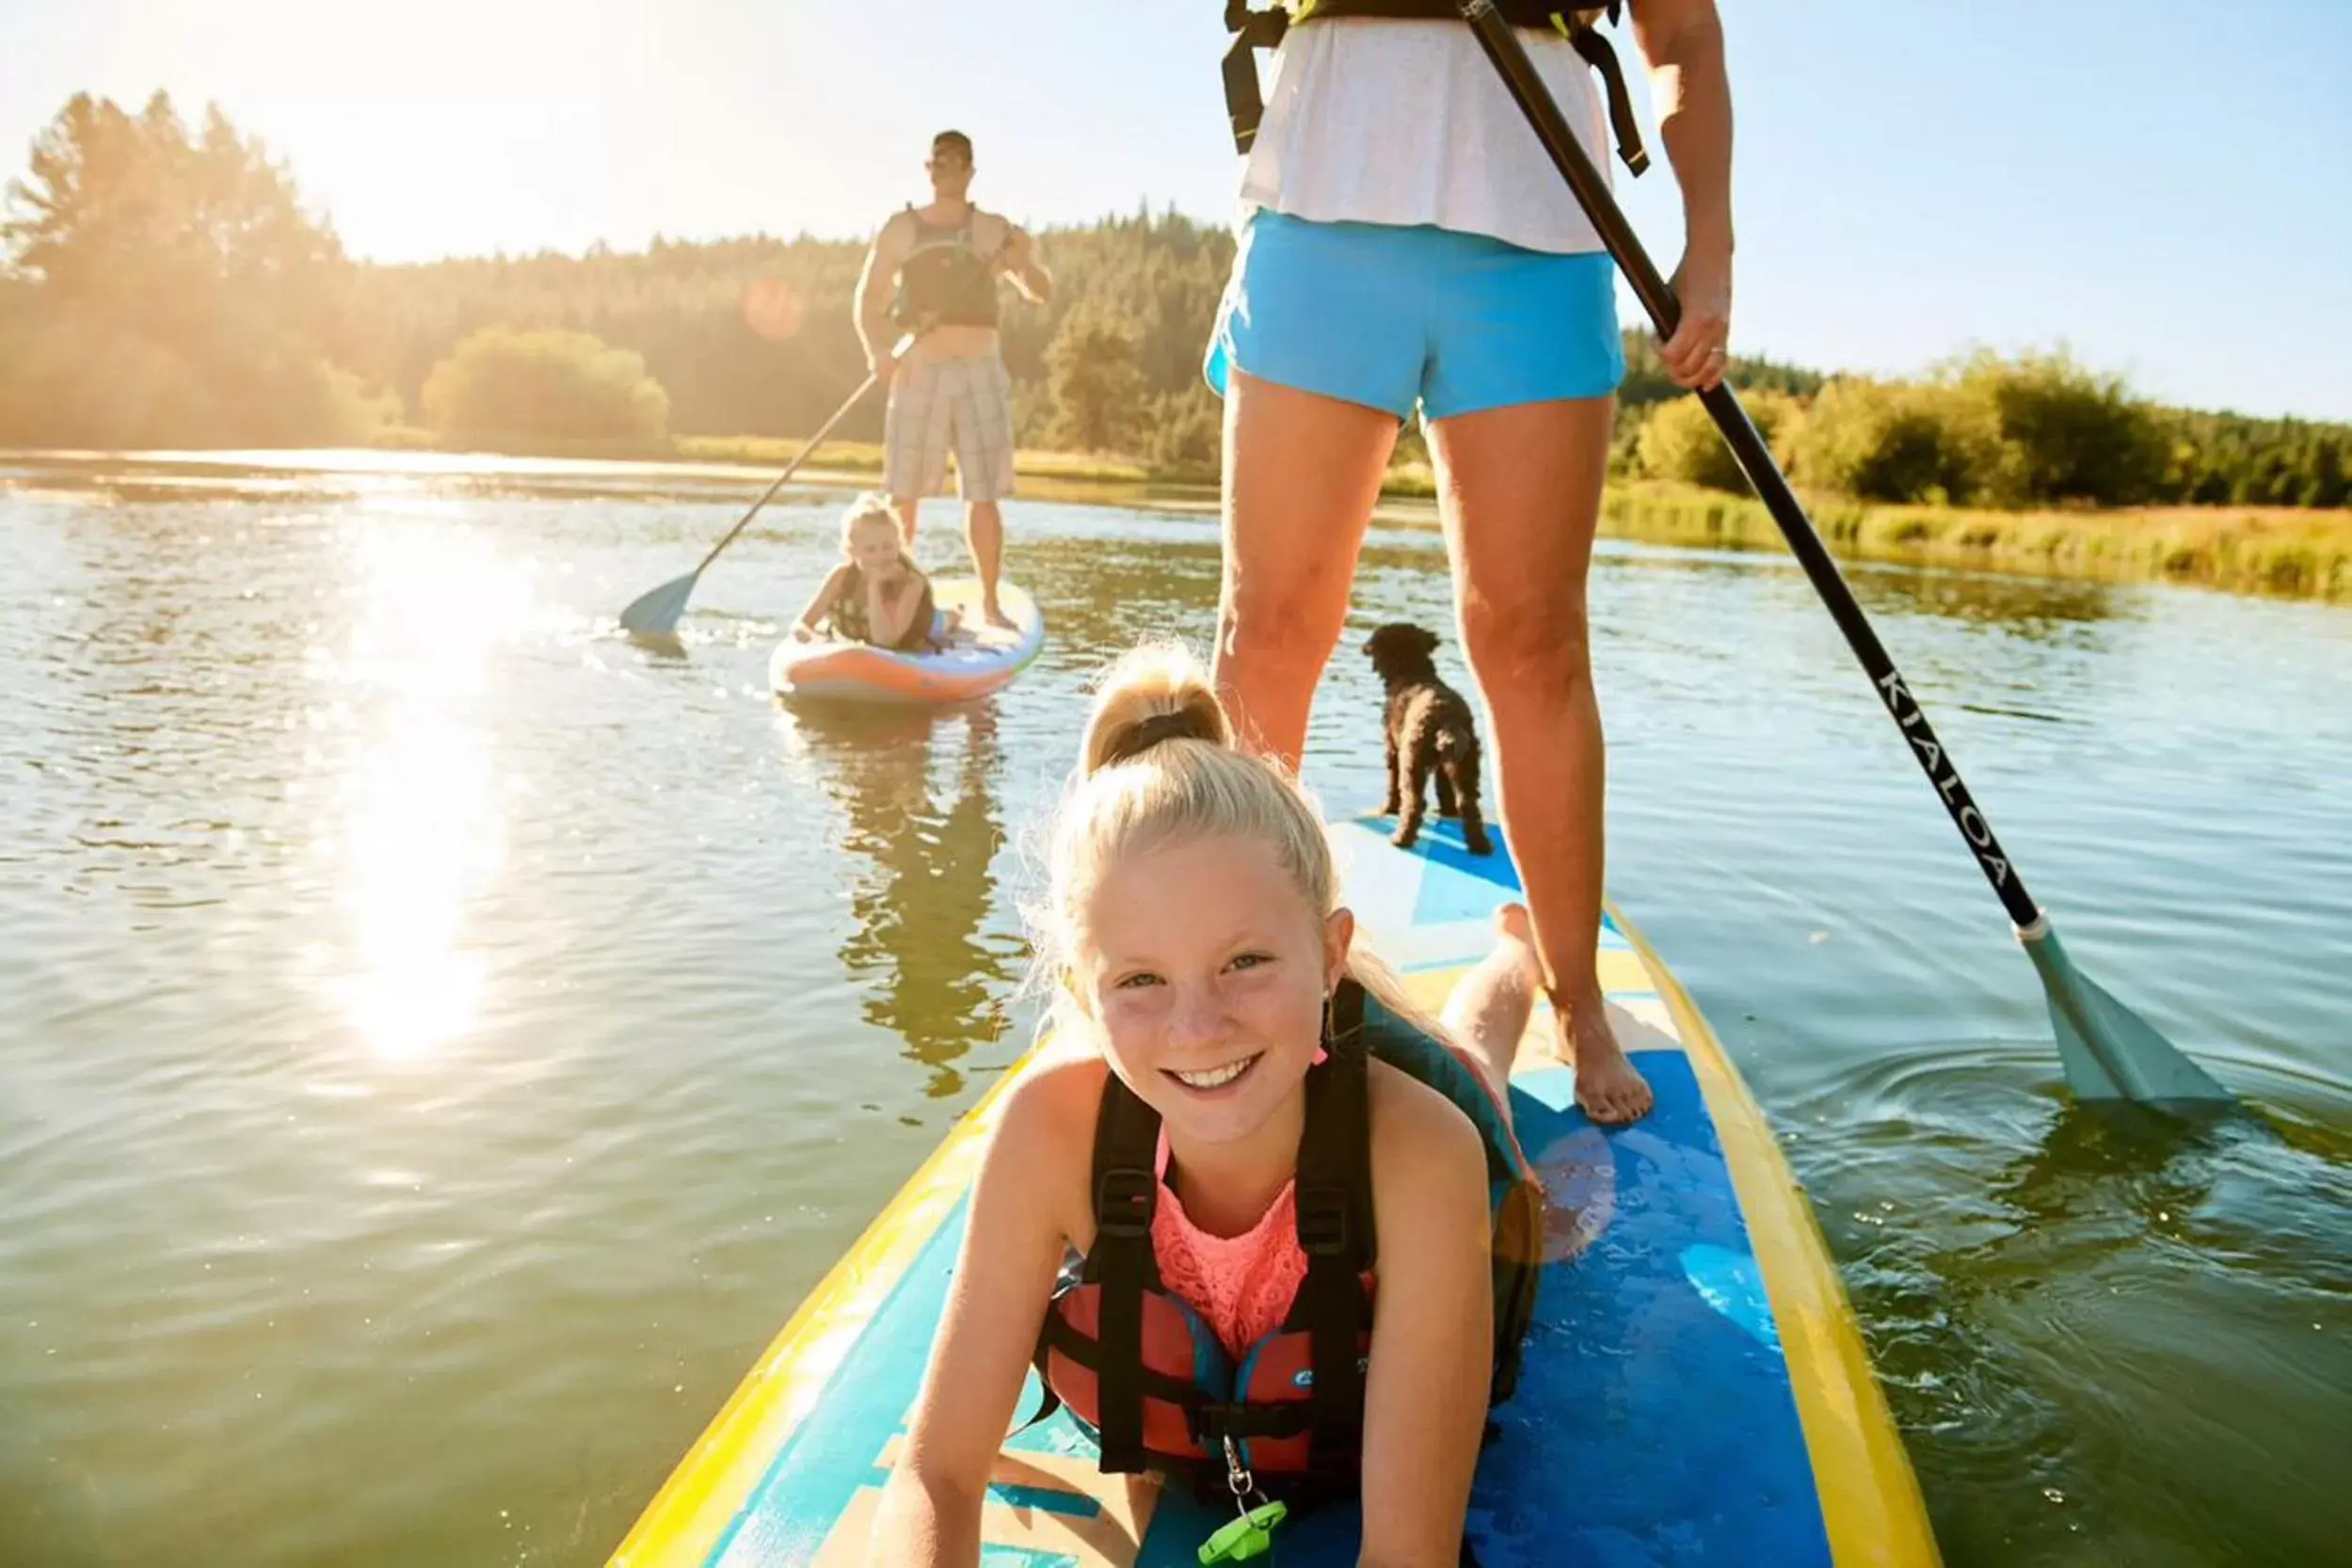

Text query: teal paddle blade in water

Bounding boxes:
[2022,921,2234,1104]
[618,571,700,638]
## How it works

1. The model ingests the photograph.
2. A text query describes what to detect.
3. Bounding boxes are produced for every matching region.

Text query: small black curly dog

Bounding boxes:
[1363,622,1492,856]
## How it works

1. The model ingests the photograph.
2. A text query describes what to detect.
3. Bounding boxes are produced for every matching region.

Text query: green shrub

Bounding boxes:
[1633,389,1800,492]
[1784,377,2000,504]
[1945,348,2168,505]
[420,327,668,446]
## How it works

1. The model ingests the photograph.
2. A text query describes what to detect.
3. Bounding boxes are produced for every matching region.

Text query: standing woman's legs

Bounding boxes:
[1211,371,1398,767]
[1428,396,1653,1124]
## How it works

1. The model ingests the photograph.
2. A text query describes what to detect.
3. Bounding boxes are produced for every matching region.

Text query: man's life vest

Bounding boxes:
[890,206,1001,332]
[1220,1,1649,176]
[1029,980,1546,1504]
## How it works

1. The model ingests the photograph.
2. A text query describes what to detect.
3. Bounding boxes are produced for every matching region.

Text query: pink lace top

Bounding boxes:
[1148,1130,1310,1361]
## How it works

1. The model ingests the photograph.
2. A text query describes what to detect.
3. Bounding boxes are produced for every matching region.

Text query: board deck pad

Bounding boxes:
[612,815,1935,1567]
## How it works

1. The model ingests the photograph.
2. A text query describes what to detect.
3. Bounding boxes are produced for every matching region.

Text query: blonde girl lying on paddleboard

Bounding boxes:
[790,493,949,653]
[869,643,1549,1565]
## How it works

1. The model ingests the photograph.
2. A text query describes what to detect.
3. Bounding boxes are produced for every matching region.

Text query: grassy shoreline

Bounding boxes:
[1585,480,2352,602]
[341,428,2344,604]
[670,435,2352,602]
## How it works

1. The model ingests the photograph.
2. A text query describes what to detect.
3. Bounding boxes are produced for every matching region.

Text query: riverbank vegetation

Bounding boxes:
[5,91,2346,599]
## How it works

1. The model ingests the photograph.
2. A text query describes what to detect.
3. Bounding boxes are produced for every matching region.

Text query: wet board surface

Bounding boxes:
[611,815,1938,1567]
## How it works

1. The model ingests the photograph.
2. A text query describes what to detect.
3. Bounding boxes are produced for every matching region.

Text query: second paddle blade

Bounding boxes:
[618,572,699,639]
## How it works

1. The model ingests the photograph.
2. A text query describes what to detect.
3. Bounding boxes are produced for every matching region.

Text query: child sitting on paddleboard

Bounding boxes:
[869,643,1549,1564]
[789,493,946,653]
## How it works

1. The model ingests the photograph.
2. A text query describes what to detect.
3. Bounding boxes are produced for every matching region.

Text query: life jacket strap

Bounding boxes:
[1558,8,1651,175]
[1295,979,1373,1460]
[1089,1070,1165,1473]
[1035,1306,1208,1402]
[1192,1399,1316,1444]
[1223,2,1293,154]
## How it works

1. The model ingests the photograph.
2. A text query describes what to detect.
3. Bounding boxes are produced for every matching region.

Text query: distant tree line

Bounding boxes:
[1633,348,2349,509]
[3,92,2343,510]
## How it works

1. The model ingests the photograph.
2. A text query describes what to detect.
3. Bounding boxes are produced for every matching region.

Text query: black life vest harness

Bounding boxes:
[1026,980,1546,1517]
[1222,0,1650,177]
[889,204,1001,332]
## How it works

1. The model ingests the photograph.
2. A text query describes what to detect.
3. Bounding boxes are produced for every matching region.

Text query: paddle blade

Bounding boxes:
[2019,921,2235,1105]
[618,571,699,638]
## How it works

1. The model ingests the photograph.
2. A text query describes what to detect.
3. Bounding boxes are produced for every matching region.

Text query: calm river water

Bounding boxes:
[2,452,2345,1567]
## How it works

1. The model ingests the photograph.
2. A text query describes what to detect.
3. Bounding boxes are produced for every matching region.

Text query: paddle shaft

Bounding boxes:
[689,362,883,578]
[1463,2,2043,932]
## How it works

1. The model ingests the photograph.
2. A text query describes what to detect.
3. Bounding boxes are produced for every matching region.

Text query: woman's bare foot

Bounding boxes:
[1555,994,1654,1125]
[1503,902,1653,1124]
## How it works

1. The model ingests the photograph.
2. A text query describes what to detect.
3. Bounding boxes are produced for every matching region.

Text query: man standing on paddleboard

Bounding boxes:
[855,129,1053,632]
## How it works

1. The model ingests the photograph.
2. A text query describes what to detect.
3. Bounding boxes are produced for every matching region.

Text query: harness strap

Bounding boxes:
[1294,980,1374,1464]
[1559,8,1651,176]
[1192,1399,1317,1442]
[1088,1071,1162,1474]
[1222,1,1291,153]
[1036,1308,1204,1403]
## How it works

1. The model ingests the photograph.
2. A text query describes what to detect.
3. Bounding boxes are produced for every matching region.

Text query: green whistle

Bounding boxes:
[1198,1499,1288,1563]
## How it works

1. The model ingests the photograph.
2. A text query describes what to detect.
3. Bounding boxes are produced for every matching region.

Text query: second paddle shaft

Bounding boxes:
[1463,1,2043,932]
[689,325,925,579]
[690,368,875,578]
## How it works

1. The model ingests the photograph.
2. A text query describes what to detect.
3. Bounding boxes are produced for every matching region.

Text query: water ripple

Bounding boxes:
[3,454,2345,1567]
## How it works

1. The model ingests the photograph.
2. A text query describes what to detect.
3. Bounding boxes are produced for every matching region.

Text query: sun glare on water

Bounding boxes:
[327,510,529,1062]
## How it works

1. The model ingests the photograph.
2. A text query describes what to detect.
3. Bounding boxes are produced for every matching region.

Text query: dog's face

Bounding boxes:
[1363,622,1442,684]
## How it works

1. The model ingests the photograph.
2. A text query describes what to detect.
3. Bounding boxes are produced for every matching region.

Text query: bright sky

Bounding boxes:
[4,0,2346,420]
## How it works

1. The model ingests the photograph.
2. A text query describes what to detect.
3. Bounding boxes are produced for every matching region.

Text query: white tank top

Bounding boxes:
[1237,18,1616,256]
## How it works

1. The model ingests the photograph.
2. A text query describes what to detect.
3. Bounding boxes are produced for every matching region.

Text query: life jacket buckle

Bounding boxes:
[1221,1434,1262,1502]
[1294,1182,1352,1257]
[1095,1166,1156,1239]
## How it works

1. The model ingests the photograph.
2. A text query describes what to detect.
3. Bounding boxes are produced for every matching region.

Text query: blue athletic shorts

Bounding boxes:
[1205,210,1624,422]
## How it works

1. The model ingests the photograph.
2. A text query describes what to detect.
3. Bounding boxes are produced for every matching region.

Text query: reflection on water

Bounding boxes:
[784,701,1015,1100]
[1847,561,2133,640]
[322,520,525,1060]
[1814,1070,2352,1566]
[3,452,2347,1568]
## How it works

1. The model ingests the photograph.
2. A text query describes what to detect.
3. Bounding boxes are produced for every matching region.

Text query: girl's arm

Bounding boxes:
[1355,1066,1496,1568]
[869,1061,1096,1563]
[792,563,854,640]
[866,566,931,648]
[1629,0,1735,390]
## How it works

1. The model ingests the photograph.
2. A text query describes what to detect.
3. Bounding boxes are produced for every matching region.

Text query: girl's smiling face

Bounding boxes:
[847,518,901,577]
[1076,832,1351,1147]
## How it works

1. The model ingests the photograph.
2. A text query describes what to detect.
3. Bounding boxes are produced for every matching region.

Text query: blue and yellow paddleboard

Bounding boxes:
[611,816,1939,1566]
